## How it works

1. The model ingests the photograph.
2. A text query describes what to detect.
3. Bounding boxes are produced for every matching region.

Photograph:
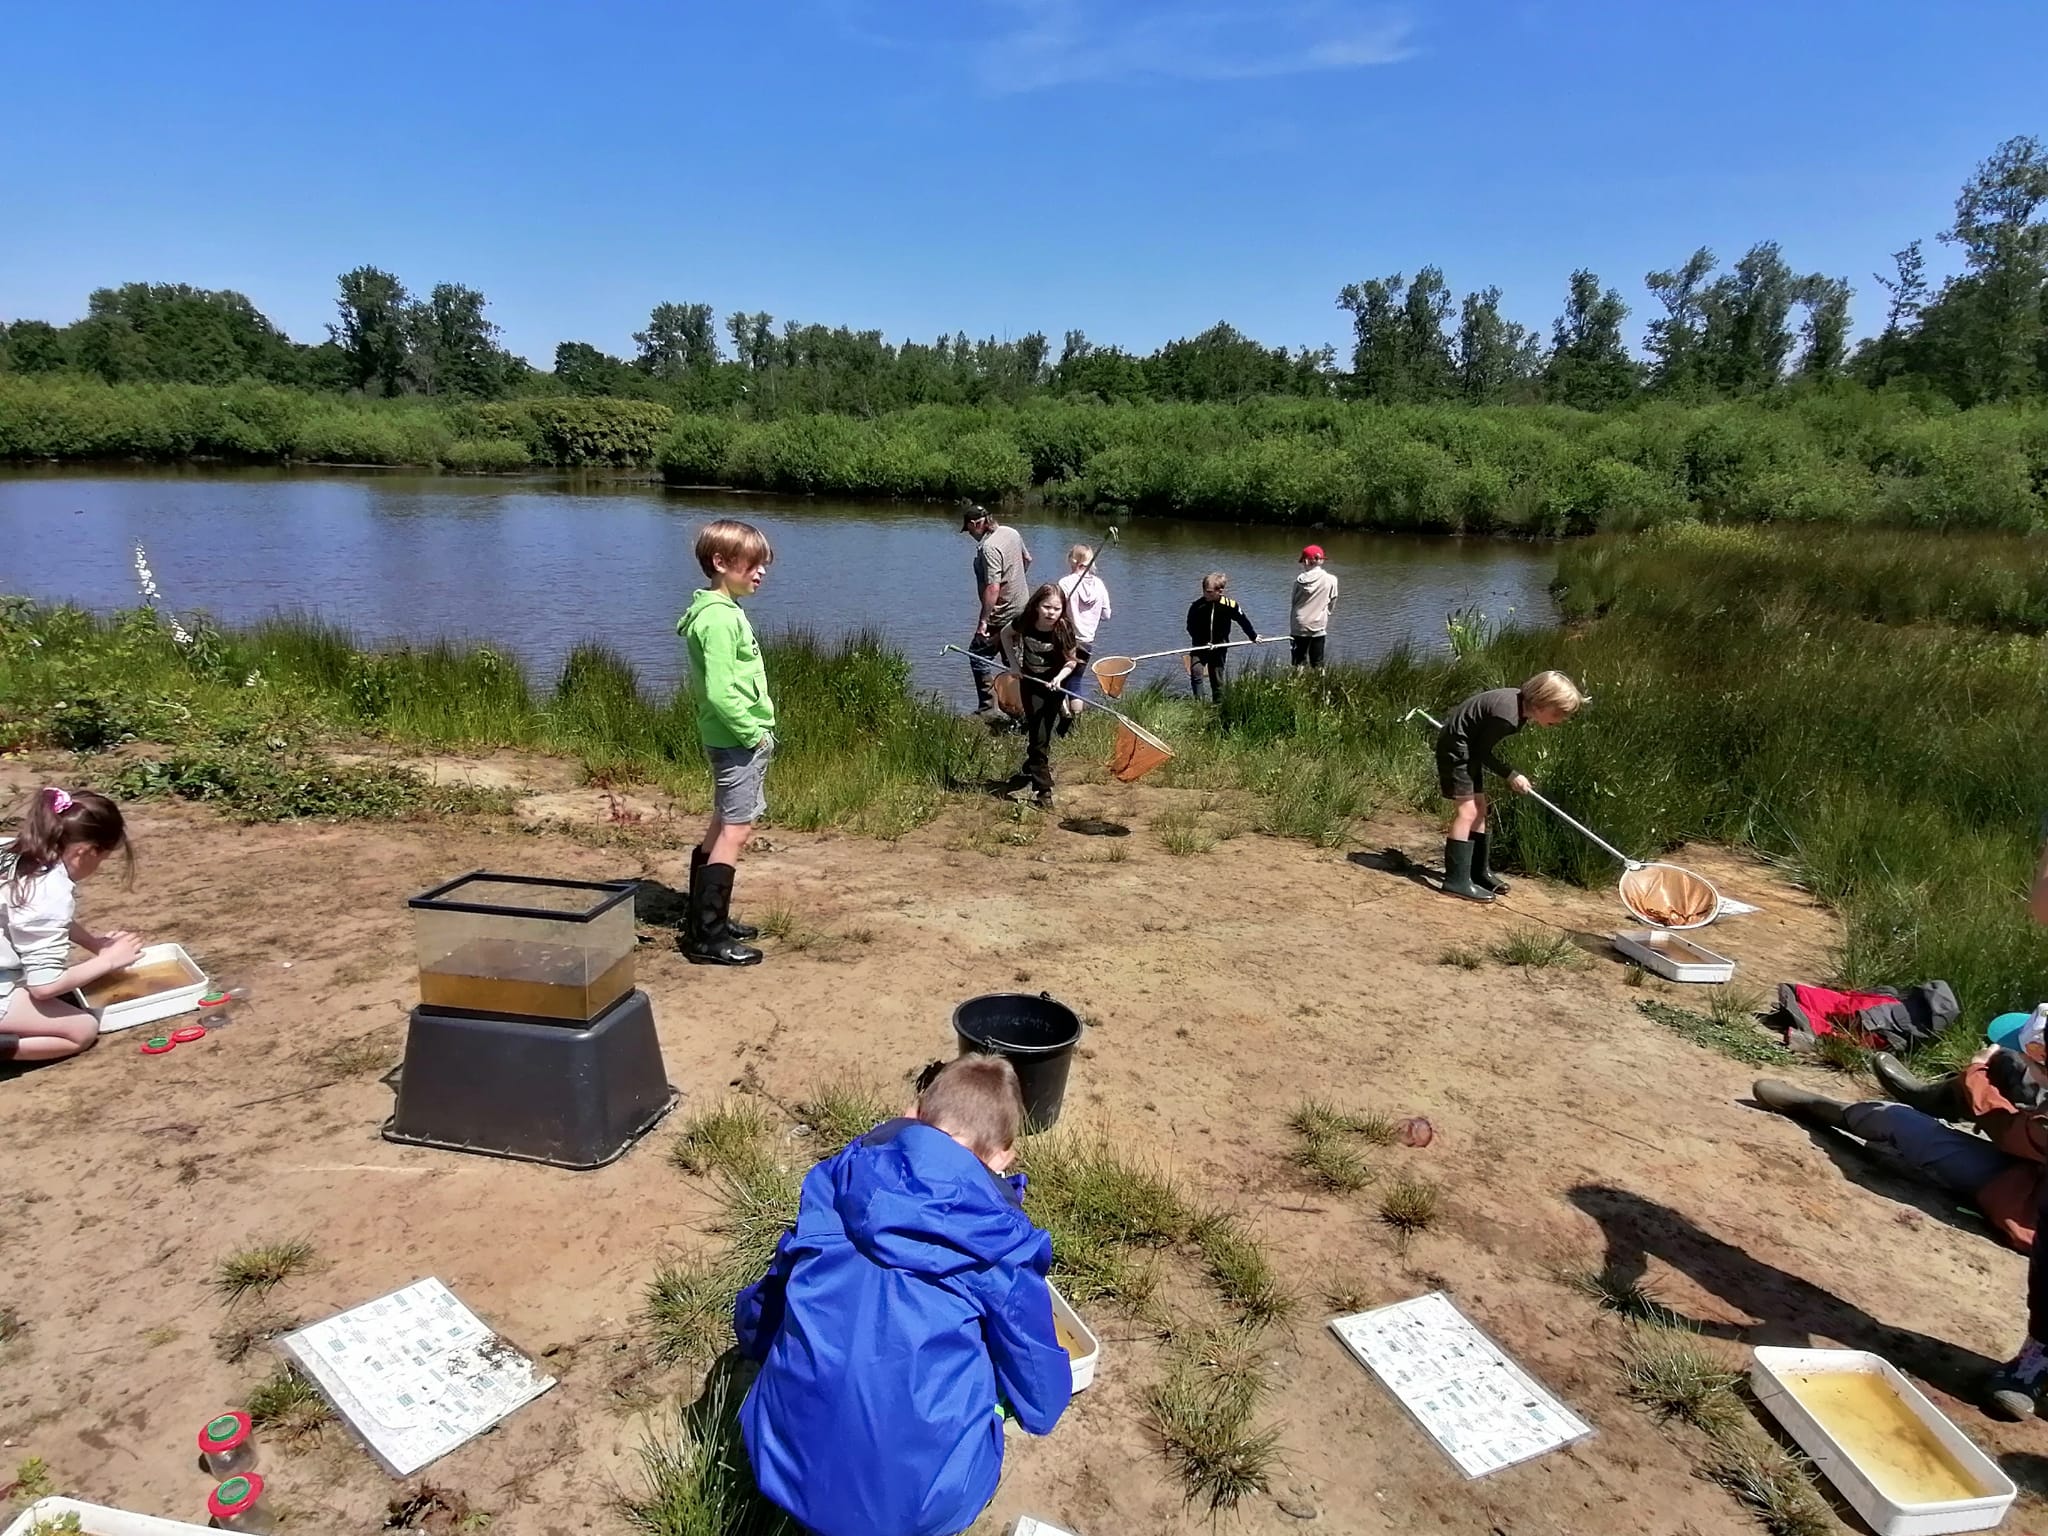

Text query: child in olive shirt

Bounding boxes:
[1434,670,1583,902]
[677,520,776,965]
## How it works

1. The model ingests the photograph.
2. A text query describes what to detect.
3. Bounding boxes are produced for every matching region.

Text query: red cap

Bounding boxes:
[1300,544,1324,560]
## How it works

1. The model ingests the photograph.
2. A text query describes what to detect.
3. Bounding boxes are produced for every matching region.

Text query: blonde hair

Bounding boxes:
[694,519,773,580]
[1202,571,1228,595]
[1068,544,1093,567]
[917,1055,1026,1160]
[1520,670,1584,716]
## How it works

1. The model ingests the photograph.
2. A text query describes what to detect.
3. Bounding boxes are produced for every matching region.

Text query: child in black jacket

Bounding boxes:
[1184,573,1258,701]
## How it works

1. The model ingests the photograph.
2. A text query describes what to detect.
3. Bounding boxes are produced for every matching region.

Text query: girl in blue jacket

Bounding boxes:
[734,1056,1072,1536]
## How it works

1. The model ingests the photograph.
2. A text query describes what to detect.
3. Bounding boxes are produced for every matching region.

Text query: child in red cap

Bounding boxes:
[1289,545,1337,668]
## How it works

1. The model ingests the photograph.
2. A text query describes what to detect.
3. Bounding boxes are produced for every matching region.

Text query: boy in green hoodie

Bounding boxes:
[676,520,777,966]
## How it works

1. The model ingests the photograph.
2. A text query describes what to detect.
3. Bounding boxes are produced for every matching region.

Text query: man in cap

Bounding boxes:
[1289,544,1338,668]
[961,504,1032,722]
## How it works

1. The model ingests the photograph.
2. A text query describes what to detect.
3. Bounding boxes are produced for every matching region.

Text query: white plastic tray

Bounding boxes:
[1049,1284,1100,1392]
[1012,1521,1081,1536]
[73,942,209,1034]
[1612,928,1736,984]
[1,1496,216,1535]
[1751,1347,2016,1535]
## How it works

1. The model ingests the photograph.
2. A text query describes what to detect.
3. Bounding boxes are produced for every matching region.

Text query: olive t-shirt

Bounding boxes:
[973,525,1031,626]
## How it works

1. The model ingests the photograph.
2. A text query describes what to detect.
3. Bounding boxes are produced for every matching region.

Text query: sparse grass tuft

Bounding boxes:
[1289,1133,1372,1193]
[1487,926,1582,969]
[1704,1435,1834,1536]
[211,1310,296,1365]
[1148,1331,1284,1514]
[245,1363,336,1451]
[1565,1266,1686,1328]
[0,1308,20,1343]
[1707,981,1767,1031]
[1620,1325,1743,1433]
[714,1159,805,1281]
[1377,1175,1441,1235]
[314,1030,397,1077]
[1623,963,1648,987]
[794,1081,895,1157]
[625,1373,800,1536]
[213,1239,316,1304]
[669,1099,776,1177]
[1153,806,1218,856]
[1438,945,1485,970]
[1190,1212,1293,1328]
[646,1252,742,1367]
[1321,1275,1372,1314]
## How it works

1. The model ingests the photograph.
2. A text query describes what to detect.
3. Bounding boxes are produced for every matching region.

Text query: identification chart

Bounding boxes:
[1329,1291,1593,1478]
[281,1277,556,1475]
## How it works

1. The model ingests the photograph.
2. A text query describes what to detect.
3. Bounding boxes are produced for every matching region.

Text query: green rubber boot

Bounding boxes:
[1441,838,1496,903]
[1472,832,1510,895]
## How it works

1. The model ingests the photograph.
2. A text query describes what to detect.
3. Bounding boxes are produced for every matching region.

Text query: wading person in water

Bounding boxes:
[1432,671,1584,903]
[961,504,1031,727]
[997,583,1080,810]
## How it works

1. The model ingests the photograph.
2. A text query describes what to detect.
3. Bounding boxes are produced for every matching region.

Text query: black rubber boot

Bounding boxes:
[1440,839,1495,903]
[690,847,757,940]
[684,861,762,966]
[1753,1079,1850,1131]
[1471,832,1510,895]
[1872,1054,1966,1121]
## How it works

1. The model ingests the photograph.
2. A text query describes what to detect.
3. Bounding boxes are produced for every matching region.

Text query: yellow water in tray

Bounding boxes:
[1054,1316,1089,1359]
[83,956,199,1008]
[1782,1370,1979,1505]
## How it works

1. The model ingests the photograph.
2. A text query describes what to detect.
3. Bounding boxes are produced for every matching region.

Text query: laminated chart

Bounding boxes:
[281,1277,556,1475]
[1329,1292,1593,1478]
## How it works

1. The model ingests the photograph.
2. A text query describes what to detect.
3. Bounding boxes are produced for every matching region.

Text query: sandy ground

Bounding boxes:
[4,752,2047,1536]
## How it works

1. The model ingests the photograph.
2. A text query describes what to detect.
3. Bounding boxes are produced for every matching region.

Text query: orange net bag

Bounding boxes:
[1107,718,1173,783]
[1091,656,1136,699]
[1619,863,1721,930]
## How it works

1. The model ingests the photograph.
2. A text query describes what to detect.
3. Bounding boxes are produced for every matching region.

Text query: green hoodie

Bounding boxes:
[678,588,775,749]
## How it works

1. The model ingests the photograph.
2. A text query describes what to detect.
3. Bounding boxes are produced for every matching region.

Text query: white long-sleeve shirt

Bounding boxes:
[1056,571,1113,646]
[0,849,75,985]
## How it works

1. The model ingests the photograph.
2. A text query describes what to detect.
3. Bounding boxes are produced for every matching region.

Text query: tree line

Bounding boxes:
[2,135,2044,414]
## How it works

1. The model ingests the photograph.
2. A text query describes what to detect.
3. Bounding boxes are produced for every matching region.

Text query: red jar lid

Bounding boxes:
[171,1024,208,1044]
[208,1473,264,1518]
[198,1410,251,1454]
[139,1035,176,1055]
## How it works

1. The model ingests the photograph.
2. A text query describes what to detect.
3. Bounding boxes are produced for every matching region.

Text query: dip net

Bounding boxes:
[1091,656,1136,698]
[992,672,1024,718]
[1619,862,1722,930]
[1107,718,1173,783]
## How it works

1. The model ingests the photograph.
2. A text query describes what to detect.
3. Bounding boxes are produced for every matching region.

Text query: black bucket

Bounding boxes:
[952,991,1083,1131]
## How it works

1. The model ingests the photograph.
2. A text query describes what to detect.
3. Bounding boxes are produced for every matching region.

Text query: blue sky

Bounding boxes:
[5,0,2045,365]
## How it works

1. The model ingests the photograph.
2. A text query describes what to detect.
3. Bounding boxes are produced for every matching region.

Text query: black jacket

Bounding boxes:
[1186,595,1257,655]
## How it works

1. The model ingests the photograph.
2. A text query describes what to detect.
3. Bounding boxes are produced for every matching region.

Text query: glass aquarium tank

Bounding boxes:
[410,872,638,1023]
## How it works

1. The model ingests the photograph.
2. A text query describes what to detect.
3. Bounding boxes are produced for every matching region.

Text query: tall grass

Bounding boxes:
[0,604,991,837]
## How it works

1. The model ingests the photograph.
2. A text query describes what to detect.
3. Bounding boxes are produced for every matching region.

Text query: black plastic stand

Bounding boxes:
[383,988,676,1169]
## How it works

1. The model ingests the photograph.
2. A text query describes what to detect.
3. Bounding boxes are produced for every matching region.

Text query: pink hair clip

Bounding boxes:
[45,787,73,814]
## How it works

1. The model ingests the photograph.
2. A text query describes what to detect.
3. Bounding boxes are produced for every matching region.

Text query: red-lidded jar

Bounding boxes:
[207,1472,274,1532]
[197,1410,257,1476]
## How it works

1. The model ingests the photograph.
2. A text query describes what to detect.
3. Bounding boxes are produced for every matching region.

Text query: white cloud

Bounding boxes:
[977,0,1415,94]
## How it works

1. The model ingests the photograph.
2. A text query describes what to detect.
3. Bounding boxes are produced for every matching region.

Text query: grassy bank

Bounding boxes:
[7,375,2048,531]
[7,520,2048,1053]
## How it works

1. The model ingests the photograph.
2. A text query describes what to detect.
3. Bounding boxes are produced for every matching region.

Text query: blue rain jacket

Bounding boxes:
[734,1118,1072,1536]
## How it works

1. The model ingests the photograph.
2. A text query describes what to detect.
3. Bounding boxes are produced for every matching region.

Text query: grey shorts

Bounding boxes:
[709,735,774,824]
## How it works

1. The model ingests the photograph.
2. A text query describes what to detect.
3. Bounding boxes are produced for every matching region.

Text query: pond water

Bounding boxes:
[0,468,1558,705]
